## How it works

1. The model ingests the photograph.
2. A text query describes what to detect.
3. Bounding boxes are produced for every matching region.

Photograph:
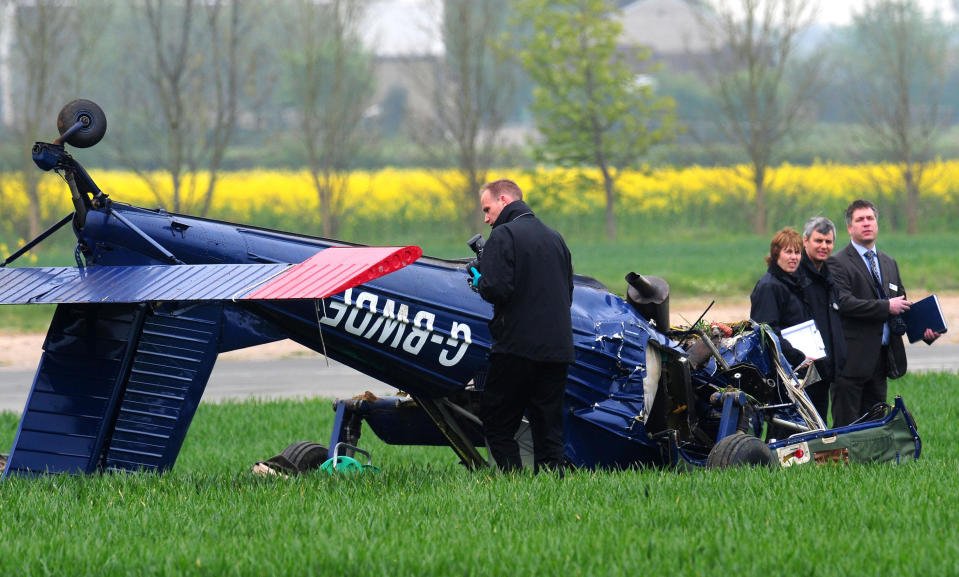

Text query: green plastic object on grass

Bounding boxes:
[320,456,380,475]
[320,444,381,475]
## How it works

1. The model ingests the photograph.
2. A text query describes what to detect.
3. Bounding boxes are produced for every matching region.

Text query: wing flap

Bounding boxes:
[0,246,421,305]
[244,245,422,300]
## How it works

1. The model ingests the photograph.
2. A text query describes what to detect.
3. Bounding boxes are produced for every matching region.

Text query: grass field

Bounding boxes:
[3,232,958,332]
[1,371,958,576]
[1,202,956,574]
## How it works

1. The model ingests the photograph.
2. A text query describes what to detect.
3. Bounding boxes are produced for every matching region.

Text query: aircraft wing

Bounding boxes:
[0,245,421,478]
[0,245,423,304]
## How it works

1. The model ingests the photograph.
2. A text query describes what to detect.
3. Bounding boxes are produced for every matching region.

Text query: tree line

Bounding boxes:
[0,0,955,242]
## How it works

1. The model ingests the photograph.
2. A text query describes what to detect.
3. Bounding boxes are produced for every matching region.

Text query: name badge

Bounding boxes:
[888,283,898,293]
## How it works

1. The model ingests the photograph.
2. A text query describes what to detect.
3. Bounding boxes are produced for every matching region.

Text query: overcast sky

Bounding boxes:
[819,0,955,24]
[363,0,442,56]
[360,0,958,56]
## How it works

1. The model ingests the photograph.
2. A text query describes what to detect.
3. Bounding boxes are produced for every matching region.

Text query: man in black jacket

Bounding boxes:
[799,216,846,421]
[471,179,573,473]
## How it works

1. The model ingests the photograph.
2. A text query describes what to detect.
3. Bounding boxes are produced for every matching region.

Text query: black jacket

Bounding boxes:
[749,263,809,367]
[477,200,574,363]
[799,252,847,383]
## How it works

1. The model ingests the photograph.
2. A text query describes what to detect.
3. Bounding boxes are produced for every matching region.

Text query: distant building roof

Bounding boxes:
[360,0,712,59]
[618,0,712,55]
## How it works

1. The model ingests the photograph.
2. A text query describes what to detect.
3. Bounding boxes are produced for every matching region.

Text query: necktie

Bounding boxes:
[865,250,886,298]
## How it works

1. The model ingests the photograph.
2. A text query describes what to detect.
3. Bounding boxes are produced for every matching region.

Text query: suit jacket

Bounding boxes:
[827,243,907,380]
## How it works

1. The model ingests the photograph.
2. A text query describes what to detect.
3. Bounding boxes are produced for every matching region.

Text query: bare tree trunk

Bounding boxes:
[198,0,246,218]
[408,0,515,233]
[695,0,823,238]
[463,152,484,231]
[752,169,767,236]
[311,169,335,238]
[23,159,41,238]
[9,0,63,238]
[144,0,192,214]
[903,165,919,234]
[584,60,619,242]
[116,0,255,215]
[288,0,372,239]
[846,0,948,236]
[602,170,617,242]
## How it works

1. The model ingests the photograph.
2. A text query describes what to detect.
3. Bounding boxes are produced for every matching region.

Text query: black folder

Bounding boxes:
[901,294,948,343]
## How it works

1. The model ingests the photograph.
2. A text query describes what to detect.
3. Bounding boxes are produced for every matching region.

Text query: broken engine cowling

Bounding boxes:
[625,271,670,330]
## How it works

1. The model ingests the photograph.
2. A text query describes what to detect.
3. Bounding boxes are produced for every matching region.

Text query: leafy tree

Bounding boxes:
[512,0,676,241]
[693,0,825,235]
[841,0,950,234]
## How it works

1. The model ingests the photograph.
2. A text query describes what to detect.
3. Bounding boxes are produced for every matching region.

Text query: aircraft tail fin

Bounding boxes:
[3,303,222,477]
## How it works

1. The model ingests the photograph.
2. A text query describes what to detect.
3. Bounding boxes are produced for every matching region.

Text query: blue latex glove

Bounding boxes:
[469,266,482,288]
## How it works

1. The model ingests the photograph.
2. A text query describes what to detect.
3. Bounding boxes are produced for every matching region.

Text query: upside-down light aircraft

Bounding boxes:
[0,101,921,478]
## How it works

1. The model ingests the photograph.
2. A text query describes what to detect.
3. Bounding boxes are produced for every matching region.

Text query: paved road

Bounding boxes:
[0,344,955,413]
[0,358,397,413]
[904,341,959,373]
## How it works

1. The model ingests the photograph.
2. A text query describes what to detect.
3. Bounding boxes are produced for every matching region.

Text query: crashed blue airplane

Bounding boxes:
[0,101,921,477]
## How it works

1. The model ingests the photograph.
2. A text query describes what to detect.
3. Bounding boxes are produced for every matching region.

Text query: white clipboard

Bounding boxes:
[781,319,826,360]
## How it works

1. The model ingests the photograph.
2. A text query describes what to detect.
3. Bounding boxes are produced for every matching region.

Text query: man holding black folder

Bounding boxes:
[828,199,941,427]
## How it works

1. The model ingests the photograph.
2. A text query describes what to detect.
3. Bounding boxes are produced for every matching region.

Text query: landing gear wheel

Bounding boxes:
[57,99,107,148]
[278,440,329,473]
[252,441,329,476]
[706,432,776,469]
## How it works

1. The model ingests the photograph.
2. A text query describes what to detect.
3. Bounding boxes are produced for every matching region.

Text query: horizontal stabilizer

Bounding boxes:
[0,246,422,305]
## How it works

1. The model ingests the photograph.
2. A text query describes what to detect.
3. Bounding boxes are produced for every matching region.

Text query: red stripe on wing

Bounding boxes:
[242,246,422,300]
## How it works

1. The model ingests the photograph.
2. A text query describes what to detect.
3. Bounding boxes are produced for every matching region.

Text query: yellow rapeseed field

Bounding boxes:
[2,162,957,237]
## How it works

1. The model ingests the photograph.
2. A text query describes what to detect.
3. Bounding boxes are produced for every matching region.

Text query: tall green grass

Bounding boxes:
[1,373,957,576]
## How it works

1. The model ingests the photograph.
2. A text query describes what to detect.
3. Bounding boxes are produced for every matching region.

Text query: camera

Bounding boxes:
[466,234,485,291]
[466,233,484,259]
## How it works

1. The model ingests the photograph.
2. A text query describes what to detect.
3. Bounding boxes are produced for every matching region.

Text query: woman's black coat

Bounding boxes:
[749,262,810,367]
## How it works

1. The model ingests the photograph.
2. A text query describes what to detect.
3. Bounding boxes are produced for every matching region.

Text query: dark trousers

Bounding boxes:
[480,353,568,473]
[805,381,830,425]
[831,347,888,428]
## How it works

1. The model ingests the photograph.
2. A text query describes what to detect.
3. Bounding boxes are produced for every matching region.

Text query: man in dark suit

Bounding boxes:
[827,199,939,427]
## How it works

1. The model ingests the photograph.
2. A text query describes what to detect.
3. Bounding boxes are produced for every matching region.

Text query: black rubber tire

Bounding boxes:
[280,441,329,473]
[56,99,107,148]
[705,432,776,469]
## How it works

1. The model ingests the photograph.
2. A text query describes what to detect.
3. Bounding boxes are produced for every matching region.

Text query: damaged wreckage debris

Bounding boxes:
[0,100,922,478]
